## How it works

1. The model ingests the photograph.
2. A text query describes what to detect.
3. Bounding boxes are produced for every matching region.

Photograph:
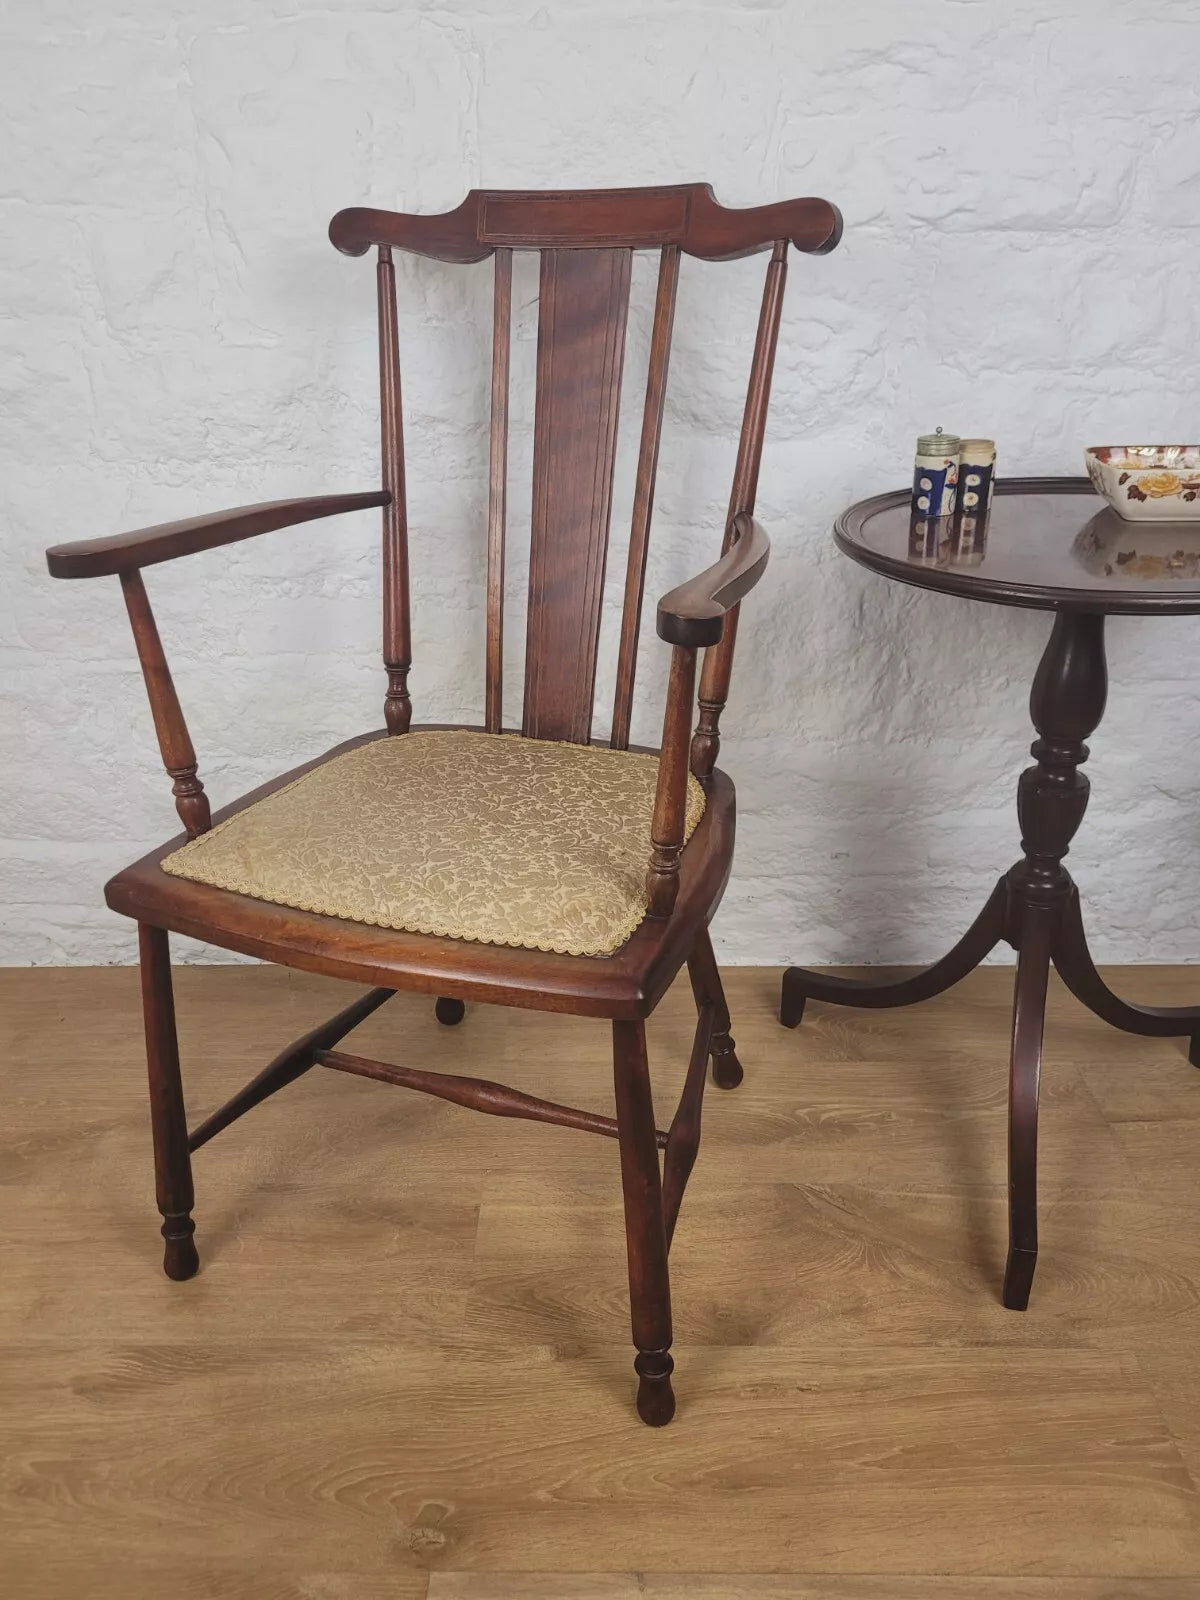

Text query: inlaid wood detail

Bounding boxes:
[523,247,632,743]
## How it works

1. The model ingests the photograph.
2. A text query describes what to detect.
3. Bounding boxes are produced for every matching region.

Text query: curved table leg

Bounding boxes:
[1003,905,1054,1311]
[779,875,1009,1028]
[1053,888,1200,1065]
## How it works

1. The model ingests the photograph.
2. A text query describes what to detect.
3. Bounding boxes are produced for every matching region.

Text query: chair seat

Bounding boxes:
[161,729,705,959]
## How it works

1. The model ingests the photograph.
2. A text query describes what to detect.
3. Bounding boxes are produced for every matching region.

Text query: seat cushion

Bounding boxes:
[161,731,706,958]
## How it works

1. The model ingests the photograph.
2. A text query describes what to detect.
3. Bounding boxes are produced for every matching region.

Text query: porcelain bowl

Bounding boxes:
[1085,446,1200,521]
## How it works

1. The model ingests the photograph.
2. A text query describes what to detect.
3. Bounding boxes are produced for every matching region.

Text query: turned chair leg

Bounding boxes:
[138,924,199,1281]
[686,926,743,1090]
[434,997,466,1026]
[612,1020,675,1426]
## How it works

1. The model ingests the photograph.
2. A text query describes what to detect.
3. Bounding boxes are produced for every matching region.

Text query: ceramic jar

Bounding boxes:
[912,429,961,519]
[956,439,996,515]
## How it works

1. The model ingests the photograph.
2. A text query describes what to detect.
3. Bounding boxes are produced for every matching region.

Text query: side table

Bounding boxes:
[782,477,1200,1309]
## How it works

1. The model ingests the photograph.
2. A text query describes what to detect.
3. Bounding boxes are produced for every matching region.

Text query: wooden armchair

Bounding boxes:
[46,184,841,1425]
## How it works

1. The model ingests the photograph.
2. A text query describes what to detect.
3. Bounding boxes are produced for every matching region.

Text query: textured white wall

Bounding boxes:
[4,0,1200,967]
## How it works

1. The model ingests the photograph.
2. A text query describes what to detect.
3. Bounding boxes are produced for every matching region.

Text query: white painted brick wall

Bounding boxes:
[4,0,1199,967]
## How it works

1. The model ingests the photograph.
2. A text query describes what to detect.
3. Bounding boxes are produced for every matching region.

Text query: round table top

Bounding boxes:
[835,477,1200,614]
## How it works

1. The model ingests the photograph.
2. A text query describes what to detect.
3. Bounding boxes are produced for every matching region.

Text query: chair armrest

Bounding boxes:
[655,512,771,647]
[45,491,390,580]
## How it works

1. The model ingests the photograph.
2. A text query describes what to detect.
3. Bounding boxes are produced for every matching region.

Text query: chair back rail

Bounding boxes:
[332,185,841,746]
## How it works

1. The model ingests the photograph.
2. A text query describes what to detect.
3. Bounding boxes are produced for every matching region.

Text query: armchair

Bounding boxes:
[47,183,841,1425]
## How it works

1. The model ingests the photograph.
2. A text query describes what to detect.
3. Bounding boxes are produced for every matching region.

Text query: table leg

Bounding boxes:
[780,875,1010,1028]
[1004,901,1054,1310]
[1053,886,1200,1065]
[784,610,1193,1307]
[993,610,1107,1306]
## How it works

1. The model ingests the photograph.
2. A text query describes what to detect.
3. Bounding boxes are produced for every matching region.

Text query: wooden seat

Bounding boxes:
[46,183,842,1426]
[105,729,736,1019]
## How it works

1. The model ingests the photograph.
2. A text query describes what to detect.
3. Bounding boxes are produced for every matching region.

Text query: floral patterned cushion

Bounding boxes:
[161,730,705,958]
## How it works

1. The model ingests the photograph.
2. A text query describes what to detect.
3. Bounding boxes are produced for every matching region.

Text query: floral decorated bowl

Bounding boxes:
[1085,446,1200,521]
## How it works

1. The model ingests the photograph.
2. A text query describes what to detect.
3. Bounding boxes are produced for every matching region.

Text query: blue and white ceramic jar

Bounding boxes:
[956,438,996,515]
[912,429,960,519]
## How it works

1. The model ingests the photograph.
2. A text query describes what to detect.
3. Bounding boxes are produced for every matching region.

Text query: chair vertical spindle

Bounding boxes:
[377,245,412,734]
[690,240,788,778]
[646,643,698,919]
[486,249,512,733]
[611,246,680,751]
[120,570,211,836]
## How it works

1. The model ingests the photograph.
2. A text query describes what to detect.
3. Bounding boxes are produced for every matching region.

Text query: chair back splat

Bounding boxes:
[330,184,842,749]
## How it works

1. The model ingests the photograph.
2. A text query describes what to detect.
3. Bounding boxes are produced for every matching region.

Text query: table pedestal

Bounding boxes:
[780,609,1200,1310]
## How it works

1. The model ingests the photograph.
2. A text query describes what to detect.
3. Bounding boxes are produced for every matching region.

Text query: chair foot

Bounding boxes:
[686,927,744,1091]
[435,997,466,1026]
[635,1350,676,1427]
[139,926,199,1288]
[779,973,807,1029]
[710,1040,743,1090]
[1189,1030,1200,1069]
[1003,1245,1037,1311]
[162,1215,199,1281]
[613,1020,675,1427]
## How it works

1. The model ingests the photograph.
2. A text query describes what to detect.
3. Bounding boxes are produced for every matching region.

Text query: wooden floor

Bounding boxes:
[5,962,1200,1598]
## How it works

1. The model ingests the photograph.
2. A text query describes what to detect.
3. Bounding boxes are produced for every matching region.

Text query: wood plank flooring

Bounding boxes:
[3,963,1200,1597]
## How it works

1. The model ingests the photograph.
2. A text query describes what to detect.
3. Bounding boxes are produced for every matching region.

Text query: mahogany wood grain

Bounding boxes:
[138,924,198,1281]
[646,645,699,919]
[45,491,389,579]
[661,1003,715,1249]
[1055,886,1200,1059]
[330,184,842,263]
[781,875,1010,1028]
[611,246,680,750]
[612,1019,675,1427]
[317,1045,670,1149]
[119,570,211,837]
[49,184,842,1426]
[485,248,512,734]
[783,516,1200,1311]
[103,728,738,1022]
[187,985,395,1152]
[658,512,770,650]
[377,245,412,733]
[1004,902,1053,1312]
[686,923,744,1090]
[691,243,787,778]
[1002,608,1109,1309]
[833,478,1200,615]
[523,248,631,742]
